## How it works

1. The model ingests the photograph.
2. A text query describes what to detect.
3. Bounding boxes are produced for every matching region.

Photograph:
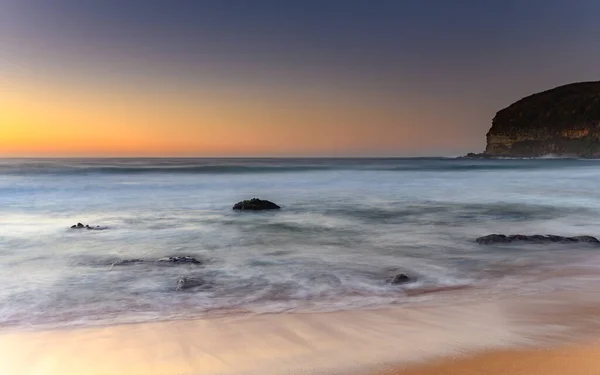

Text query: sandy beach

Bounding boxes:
[377,345,600,375]
[2,290,600,375]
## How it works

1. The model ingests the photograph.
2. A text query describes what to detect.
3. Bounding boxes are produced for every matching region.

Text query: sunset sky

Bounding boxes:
[1,0,599,157]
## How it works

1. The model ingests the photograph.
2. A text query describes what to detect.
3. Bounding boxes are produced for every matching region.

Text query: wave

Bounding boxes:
[1,157,597,175]
[325,202,592,225]
[0,163,332,175]
[8,165,367,175]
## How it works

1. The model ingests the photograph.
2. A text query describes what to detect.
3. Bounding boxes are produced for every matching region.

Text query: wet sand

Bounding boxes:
[1,290,599,375]
[376,345,600,375]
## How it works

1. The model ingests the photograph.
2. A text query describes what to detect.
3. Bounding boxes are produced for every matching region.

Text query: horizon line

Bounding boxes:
[0,155,461,160]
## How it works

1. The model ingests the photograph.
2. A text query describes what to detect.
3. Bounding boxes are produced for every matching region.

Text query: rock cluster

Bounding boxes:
[70,223,106,230]
[111,256,203,267]
[157,256,203,264]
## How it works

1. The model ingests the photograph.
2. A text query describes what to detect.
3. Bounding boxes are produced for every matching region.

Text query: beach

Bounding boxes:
[2,289,600,375]
[378,345,600,375]
[3,158,600,374]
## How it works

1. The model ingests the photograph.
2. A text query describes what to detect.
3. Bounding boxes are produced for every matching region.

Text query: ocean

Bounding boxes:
[2,157,600,329]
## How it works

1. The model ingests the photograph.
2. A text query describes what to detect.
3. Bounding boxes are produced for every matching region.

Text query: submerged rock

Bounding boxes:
[176,276,205,291]
[111,259,145,267]
[157,256,202,265]
[233,198,281,211]
[572,236,600,243]
[388,273,413,285]
[475,234,511,244]
[476,234,600,245]
[110,256,202,268]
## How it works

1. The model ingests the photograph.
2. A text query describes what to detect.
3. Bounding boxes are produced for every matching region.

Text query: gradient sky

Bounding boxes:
[1,0,599,157]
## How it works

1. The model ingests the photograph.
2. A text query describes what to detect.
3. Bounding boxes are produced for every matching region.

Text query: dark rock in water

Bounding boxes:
[476,234,600,245]
[476,234,510,244]
[70,223,107,230]
[157,256,202,265]
[529,235,548,242]
[458,152,491,159]
[507,234,529,241]
[233,198,281,211]
[176,276,205,291]
[545,235,565,243]
[388,273,412,285]
[571,235,600,243]
[110,256,202,268]
[111,259,145,267]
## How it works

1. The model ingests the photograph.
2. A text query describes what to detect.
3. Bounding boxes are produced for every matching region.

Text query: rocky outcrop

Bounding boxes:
[176,276,205,291]
[110,256,202,267]
[476,234,600,245]
[468,81,600,157]
[388,273,413,285]
[157,256,202,265]
[111,259,145,266]
[233,198,281,210]
[71,223,107,230]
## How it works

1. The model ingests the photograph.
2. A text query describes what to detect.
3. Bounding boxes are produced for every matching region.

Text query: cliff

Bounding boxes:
[473,81,600,158]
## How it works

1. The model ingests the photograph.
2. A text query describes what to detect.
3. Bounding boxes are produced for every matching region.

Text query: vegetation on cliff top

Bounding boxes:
[489,81,600,135]
[463,81,600,158]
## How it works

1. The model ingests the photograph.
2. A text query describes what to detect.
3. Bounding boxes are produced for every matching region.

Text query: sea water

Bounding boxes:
[2,158,600,328]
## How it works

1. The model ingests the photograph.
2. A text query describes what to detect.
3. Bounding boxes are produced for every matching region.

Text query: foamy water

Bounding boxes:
[2,158,600,329]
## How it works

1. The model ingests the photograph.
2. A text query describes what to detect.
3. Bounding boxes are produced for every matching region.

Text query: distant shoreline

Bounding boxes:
[458,153,599,159]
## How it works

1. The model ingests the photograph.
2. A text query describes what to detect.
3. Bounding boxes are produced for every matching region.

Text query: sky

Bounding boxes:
[1,0,599,157]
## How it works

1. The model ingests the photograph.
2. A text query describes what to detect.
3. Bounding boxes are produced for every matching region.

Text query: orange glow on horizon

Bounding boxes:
[0,74,473,157]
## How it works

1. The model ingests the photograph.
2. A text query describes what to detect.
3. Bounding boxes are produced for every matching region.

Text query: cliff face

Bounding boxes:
[482,81,600,157]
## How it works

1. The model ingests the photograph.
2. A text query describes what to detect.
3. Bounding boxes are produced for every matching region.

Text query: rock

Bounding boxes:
[529,235,549,242]
[233,198,281,211]
[176,276,205,291]
[157,256,202,265]
[571,235,600,243]
[388,273,412,285]
[545,235,567,243]
[459,152,491,159]
[70,223,106,230]
[476,234,510,244]
[111,259,145,267]
[85,225,106,230]
[110,256,203,268]
[465,81,600,158]
[110,256,203,269]
[476,234,600,245]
